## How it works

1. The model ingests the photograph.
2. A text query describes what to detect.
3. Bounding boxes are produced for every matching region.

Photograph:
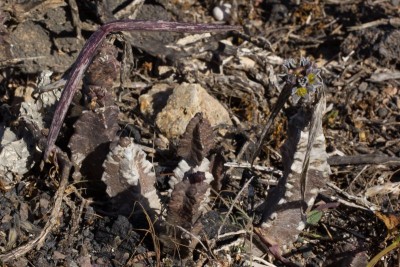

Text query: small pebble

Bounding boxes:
[212,3,232,21]
[358,82,368,92]
[377,107,388,118]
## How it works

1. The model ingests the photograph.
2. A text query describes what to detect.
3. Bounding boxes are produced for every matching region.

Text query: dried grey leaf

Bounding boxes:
[0,127,17,146]
[325,242,368,267]
[177,112,215,166]
[6,227,17,250]
[365,181,400,197]
[348,251,368,267]
[102,137,161,214]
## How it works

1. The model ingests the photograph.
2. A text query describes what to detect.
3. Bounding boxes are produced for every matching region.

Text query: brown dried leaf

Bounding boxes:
[177,112,215,166]
[85,42,120,89]
[375,211,400,231]
[101,137,160,214]
[167,171,209,227]
[209,152,226,192]
[161,171,210,258]
[69,106,119,180]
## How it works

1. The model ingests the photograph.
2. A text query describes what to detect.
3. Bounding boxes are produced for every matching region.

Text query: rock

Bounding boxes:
[212,3,232,21]
[9,21,52,73]
[377,107,388,118]
[149,83,231,139]
[138,83,174,119]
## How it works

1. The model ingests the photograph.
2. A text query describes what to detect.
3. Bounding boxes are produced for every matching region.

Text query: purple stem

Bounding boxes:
[44,20,241,160]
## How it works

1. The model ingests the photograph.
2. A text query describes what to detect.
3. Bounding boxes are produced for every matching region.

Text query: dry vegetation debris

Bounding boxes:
[0,0,400,266]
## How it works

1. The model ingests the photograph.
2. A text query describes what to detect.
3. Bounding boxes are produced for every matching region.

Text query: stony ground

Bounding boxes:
[0,1,400,266]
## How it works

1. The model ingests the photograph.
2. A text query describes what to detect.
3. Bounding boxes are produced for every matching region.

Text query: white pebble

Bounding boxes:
[212,3,232,21]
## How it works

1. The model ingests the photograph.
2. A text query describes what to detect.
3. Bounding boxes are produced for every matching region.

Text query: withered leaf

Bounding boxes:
[167,171,209,227]
[101,137,161,214]
[84,42,120,89]
[177,112,215,167]
[209,152,226,192]
[83,42,121,108]
[68,106,119,180]
[161,171,210,258]
[375,211,400,231]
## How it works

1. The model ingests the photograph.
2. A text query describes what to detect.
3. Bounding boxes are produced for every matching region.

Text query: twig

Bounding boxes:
[129,202,161,267]
[217,229,247,240]
[213,236,245,253]
[67,0,82,39]
[127,251,157,264]
[348,164,369,195]
[224,161,282,175]
[348,18,400,31]
[325,194,370,211]
[0,56,46,68]
[44,20,241,160]
[328,154,400,166]
[0,152,71,262]
[250,256,278,267]
[326,182,379,211]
